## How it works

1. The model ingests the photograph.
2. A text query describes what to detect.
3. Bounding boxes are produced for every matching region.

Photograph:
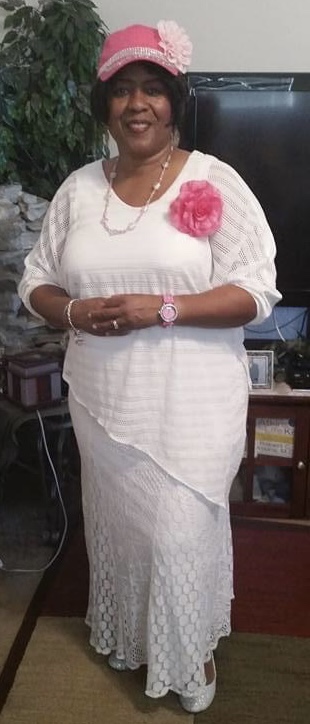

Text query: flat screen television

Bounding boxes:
[180,73,310,308]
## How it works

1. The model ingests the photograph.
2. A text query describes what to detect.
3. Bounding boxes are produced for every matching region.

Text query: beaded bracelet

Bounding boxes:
[63,299,80,337]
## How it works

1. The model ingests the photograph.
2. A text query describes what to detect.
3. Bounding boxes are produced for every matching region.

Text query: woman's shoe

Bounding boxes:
[108,651,129,671]
[179,654,216,713]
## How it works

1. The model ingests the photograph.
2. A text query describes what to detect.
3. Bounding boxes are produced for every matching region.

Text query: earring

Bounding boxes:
[172,128,180,147]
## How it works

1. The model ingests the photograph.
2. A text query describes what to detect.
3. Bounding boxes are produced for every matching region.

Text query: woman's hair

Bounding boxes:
[90,62,189,134]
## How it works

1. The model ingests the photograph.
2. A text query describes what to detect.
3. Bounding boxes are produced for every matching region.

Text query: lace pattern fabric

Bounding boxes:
[70,392,233,699]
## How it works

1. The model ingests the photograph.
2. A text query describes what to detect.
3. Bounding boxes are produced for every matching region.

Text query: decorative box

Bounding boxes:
[6,351,62,409]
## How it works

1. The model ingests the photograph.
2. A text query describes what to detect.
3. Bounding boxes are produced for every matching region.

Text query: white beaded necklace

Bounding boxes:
[101,145,174,236]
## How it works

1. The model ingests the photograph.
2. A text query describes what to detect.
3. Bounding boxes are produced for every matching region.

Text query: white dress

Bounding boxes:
[18,150,281,698]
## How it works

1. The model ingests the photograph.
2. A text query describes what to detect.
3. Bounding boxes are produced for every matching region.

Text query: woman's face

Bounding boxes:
[107,62,173,159]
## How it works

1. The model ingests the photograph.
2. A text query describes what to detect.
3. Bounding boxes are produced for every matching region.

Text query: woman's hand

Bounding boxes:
[72,286,257,335]
[72,294,162,336]
[30,284,257,337]
[28,287,162,336]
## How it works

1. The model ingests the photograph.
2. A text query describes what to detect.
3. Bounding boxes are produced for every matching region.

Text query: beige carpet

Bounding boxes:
[1,618,309,724]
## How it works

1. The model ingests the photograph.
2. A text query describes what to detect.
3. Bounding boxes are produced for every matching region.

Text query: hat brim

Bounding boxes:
[98,47,179,82]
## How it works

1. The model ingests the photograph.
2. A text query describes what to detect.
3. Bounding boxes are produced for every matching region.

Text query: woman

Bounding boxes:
[18,21,281,713]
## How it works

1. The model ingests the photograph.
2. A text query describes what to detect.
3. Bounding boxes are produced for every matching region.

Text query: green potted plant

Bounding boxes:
[0,0,109,199]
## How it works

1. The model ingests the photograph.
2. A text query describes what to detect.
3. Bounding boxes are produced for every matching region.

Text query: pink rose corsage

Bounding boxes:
[169,180,223,238]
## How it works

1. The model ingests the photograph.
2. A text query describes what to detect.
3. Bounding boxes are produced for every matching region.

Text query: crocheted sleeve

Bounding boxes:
[18,172,76,317]
[208,157,282,324]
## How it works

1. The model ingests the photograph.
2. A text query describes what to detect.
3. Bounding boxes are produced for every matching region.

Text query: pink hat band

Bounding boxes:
[97,21,192,82]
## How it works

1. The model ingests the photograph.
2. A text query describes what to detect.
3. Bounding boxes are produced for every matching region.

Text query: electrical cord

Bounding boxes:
[272,308,286,342]
[0,409,68,574]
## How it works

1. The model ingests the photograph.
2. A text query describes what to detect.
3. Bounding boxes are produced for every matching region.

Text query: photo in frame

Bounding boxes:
[247,350,274,389]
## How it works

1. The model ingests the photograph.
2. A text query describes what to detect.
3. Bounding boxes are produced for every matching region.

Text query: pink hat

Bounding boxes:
[97,20,192,82]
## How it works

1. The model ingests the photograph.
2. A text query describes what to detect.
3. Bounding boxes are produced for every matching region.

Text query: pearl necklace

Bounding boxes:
[101,145,174,236]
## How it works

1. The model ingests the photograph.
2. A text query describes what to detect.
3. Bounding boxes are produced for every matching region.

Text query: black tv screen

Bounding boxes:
[181,73,310,307]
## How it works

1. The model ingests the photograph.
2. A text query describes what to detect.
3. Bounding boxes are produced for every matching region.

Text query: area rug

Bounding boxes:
[1,619,309,724]
[41,517,310,638]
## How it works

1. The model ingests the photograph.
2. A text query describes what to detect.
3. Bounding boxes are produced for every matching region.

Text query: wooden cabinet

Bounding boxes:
[230,385,310,519]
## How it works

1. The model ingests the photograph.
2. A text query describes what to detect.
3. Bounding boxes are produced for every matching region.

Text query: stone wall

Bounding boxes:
[0,183,63,354]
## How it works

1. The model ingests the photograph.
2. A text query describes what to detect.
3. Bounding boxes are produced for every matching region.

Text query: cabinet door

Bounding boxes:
[230,402,309,518]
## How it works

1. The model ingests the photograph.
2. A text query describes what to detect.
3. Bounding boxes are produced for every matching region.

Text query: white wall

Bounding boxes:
[1,1,309,71]
[94,0,310,72]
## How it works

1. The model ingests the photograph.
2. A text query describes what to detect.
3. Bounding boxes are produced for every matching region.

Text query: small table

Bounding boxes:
[0,396,78,542]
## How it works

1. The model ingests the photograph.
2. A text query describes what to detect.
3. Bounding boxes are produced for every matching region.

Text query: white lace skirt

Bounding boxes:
[69,391,234,699]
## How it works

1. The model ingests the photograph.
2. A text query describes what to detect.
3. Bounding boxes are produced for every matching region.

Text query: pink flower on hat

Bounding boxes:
[157,20,192,74]
[169,180,223,238]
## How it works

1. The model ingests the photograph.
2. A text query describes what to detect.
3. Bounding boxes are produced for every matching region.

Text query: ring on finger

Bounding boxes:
[111,319,119,331]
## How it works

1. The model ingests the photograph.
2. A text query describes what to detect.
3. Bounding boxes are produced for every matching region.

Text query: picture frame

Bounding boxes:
[247,350,274,389]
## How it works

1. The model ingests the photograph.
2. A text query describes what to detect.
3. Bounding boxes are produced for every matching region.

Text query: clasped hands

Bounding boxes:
[71,294,162,336]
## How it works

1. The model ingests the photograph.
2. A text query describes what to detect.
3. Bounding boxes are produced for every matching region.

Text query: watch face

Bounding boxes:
[160,302,178,324]
[163,304,176,322]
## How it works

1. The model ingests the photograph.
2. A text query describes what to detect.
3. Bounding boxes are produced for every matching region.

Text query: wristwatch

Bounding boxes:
[158,295,178,327]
